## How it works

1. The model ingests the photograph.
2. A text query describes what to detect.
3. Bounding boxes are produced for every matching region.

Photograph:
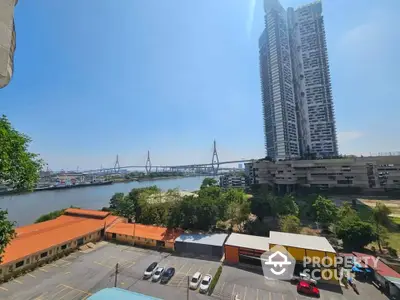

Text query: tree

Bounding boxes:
[372,202,392,252]
[279,215,301,233]
[227,199,250,232]
[277,194,299,216]
[0,115,43,263]
[250,193,273,220]
[338,202,358,220]
[336,217,375,250]
[312,196,338,229]
[109,192,124,210]
[0,115,43,191]
[200,177,218,189]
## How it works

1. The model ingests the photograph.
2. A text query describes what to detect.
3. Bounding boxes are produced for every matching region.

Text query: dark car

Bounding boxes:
[160,267,175,284]
[143,262,158,279]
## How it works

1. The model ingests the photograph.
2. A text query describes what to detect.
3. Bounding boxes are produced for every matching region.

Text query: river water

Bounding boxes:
[0,176,207,226]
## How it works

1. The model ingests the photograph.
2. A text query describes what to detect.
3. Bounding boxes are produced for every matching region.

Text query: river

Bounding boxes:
[0,176,207,226]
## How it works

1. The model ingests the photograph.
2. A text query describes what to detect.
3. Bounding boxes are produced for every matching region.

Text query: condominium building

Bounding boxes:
[219,174,248,189]
[245,156,400,192]
[259,0,337,159]
[259,0,300,160]
[0,0,17,88]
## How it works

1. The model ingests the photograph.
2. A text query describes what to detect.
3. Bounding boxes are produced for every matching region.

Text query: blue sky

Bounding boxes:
[1,0,399,170]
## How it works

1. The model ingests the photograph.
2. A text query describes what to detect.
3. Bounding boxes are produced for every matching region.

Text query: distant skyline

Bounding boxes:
[1,0,399,170]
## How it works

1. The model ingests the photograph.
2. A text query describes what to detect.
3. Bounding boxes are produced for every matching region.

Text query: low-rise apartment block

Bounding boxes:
[245,156,400,192]
[219,174,247,189]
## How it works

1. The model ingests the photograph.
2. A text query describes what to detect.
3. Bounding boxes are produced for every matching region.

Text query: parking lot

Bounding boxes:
[212,265,389,300]
[0,242,220,300]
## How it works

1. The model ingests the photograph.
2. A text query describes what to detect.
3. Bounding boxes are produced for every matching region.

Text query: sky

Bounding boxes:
[1,0,399,170]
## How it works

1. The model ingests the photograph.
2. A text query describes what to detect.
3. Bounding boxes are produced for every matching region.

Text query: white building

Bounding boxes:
[0,0,17,88]
[259,0,337,159]
[259,0,300,161]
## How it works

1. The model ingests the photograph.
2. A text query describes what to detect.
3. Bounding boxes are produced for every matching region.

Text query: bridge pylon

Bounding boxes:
[211,140,219,176]
[145,150,152,174]
[114,155,120,174]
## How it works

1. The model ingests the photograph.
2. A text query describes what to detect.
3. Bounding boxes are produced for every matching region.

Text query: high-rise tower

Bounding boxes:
[0,0,17,89]
[259,0,338,159]
[259,0,300,160]
[288,1,338,157]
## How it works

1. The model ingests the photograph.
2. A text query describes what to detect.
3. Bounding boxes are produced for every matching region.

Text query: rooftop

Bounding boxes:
[64,208,110,219]
[175,233,228,247]
[1,209,120,266]
[224,233,270,252]
[106,223,182,243]
[87,288,161,300]
[269,231,335,253]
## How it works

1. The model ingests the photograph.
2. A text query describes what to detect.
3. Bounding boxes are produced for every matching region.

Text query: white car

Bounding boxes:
[189,272,202,290]
[152,267,165,282]
[199,274,212,293]
[143,262,158,279]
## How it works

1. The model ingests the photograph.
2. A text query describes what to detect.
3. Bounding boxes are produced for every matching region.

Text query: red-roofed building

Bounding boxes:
[0,208,123,281]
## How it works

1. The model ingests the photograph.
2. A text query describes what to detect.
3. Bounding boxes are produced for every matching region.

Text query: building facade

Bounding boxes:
[219,174,247,189]
[259,0,337,159]
[259,0,300,160]
[0,0,17,88]
[245,156,400,191]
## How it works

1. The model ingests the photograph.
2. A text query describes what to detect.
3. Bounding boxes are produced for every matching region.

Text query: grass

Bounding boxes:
[208,265,222,295]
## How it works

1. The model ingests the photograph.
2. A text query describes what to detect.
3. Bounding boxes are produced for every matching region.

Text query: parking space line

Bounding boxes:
[13,279,23,284]
[231,283,236,300]
[39,267,48,273]
[34,292,48,300]
[27,273,36,278]
[0,286,8,291]
[243,286,247,300]
[51,287,69,298]
[58,289,80,300]
[59,284,92,296]
[65,271,71,275]
[282,294,284,300]
[269,291,271,300]
[94,261,113,269]
[256,288,259,300]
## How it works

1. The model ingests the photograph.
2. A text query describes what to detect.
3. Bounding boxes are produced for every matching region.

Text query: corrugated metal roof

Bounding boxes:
[106,223,182,242]
[269,231,335,253]
[175,233,228,247]
[224,233,270,251]
[87,288,161,300]
[64,208,110,218]
[353,252,400,279]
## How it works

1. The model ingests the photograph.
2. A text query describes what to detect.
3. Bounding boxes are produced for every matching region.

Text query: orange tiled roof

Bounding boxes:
[106,223,182,243]
[64,208,110,218]
[0,214,119,266]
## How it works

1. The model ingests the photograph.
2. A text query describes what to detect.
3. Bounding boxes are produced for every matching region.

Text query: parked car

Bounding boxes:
[152,267,165,282]
[199,274,212,293]
[143,262,158,279]
[189,272,202,290]
[160,267,175,284]
[297,280,320,298]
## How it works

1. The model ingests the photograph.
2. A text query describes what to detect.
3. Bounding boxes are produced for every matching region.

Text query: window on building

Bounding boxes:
[40,252,48,258]
[26,258,30,264]
[8,266,13,273]
[49,250,52,255]
[15,260,24,268]
[61,244,67,250]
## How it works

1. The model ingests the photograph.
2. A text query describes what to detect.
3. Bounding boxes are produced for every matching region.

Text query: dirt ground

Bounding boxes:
[358,199,400,217]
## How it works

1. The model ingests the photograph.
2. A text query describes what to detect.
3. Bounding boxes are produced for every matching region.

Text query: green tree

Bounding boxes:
[250,193,273,220]
[338,202,358,220]
[277,195,299,216]
[336,217,375,250]
[200,177,218,189]
[372,202,392,252]
[0,115,43,263]
[227,199,250,232]
[312,196,338,229]
[109,192,124,210]
[279,215,301,233]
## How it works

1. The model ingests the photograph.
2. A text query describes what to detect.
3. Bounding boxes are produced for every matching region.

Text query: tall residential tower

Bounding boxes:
[0,0,17,89]
[259,0,338,159]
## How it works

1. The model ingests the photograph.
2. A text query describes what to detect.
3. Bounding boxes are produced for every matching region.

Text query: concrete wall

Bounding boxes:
[0,229,102,281]
[0,0,17,88]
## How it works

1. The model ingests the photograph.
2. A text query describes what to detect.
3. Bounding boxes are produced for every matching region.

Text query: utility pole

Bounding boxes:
[114,263,119,287]
[187,276,189,300]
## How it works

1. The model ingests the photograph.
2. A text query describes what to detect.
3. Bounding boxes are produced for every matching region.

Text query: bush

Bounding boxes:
[388,247,398,257]
[208,265,222,295]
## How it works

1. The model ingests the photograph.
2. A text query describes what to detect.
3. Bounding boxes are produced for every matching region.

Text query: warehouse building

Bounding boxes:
[224,233,270,265]
[174,233,228,258]
[269,231,336,263]
[105,223,182,250]
[0,208,121,281]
